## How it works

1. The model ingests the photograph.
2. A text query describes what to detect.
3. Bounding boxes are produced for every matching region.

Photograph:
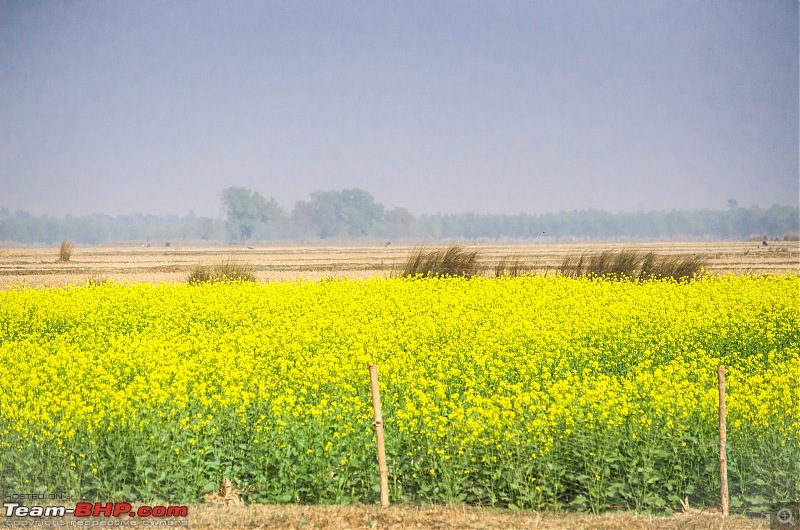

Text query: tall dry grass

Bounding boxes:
[58,240,74,262]
[187,259,256,284]
[493,255,531,277]
[559,249,707,281]
[397,245,482,278]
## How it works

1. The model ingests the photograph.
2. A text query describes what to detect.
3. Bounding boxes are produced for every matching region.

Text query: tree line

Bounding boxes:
[1,187,797,245]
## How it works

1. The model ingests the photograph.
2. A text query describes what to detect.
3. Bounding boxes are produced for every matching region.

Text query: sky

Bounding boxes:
[1,0,798,218]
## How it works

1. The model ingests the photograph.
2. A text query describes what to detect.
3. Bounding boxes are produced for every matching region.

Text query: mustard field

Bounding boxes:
[0,275,798,513]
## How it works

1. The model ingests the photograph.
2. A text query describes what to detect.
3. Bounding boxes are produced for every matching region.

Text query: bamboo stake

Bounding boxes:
[369,364,389,507]
[718,365,729,517]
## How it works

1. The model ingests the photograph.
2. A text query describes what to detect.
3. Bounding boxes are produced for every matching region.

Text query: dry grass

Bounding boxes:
[58,240,73,262]
[494,254,531,277]
[559,249,708,281]
[188,259,256,284]
[185,503,767,529]
[397,245,482,278]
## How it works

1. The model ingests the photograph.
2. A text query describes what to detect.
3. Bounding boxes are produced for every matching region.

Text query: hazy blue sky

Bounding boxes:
[1,1,797,217]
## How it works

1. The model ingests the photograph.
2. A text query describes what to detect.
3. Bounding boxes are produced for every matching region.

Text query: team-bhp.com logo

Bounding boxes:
[4,502,188,525]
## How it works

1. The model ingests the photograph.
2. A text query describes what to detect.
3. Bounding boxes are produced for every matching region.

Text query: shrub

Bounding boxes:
[187,259,256,284]
[58,241,73,262]
[398,245,482,278]
[560,249,707,281]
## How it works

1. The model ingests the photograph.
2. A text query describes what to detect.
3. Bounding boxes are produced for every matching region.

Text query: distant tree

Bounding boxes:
[221,187,282,241]
[0,195,797,244]
[195,217,215,240]
[302,188,386,238]
[290,200,317,239]
[386,207,416,239]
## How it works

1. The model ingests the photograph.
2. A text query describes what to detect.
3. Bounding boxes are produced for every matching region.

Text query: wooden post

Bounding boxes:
[718,365,729,517]
[369,364,389,507]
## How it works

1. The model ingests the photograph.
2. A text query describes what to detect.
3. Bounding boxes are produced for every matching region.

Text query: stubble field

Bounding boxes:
[0,240,797,288]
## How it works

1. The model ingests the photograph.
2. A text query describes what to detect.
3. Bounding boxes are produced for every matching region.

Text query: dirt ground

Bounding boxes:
[0,240,797,289]
[183,503,770,529]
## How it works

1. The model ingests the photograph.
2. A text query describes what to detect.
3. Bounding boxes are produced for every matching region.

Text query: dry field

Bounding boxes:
[0,240,797,289]
[184,503,769,529]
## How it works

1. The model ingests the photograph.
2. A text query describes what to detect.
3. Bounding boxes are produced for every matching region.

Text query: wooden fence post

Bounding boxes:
[718,365,729,517]
[369,364,389,507]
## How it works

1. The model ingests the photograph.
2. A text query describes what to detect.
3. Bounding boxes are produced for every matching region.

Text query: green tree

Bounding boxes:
[303,188,386,238]
[221,187,282,241]
[386,207,417,239]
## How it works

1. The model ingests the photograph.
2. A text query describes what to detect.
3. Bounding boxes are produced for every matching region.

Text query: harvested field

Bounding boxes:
[0,240,797,288]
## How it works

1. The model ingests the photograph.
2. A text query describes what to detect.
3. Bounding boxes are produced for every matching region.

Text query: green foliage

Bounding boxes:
[1,196,798,244]
[221,186,282,242]
[0,276,797,510]
[293,188,386,238]
[386,207,417,239]
[415,204,800,240]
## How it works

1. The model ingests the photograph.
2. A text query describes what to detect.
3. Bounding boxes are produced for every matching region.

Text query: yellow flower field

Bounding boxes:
[0,274,797,512]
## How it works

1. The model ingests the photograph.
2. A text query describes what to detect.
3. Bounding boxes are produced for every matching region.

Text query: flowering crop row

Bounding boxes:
[0,274,797,512]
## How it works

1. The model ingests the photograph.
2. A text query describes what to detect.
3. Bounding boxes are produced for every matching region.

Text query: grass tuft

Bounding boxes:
[493,255,530,277]
[86,275,110,286]
[559,249,707,281]
[59,240,74,262]
[398,245,482,278]
[187,259,256,284]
